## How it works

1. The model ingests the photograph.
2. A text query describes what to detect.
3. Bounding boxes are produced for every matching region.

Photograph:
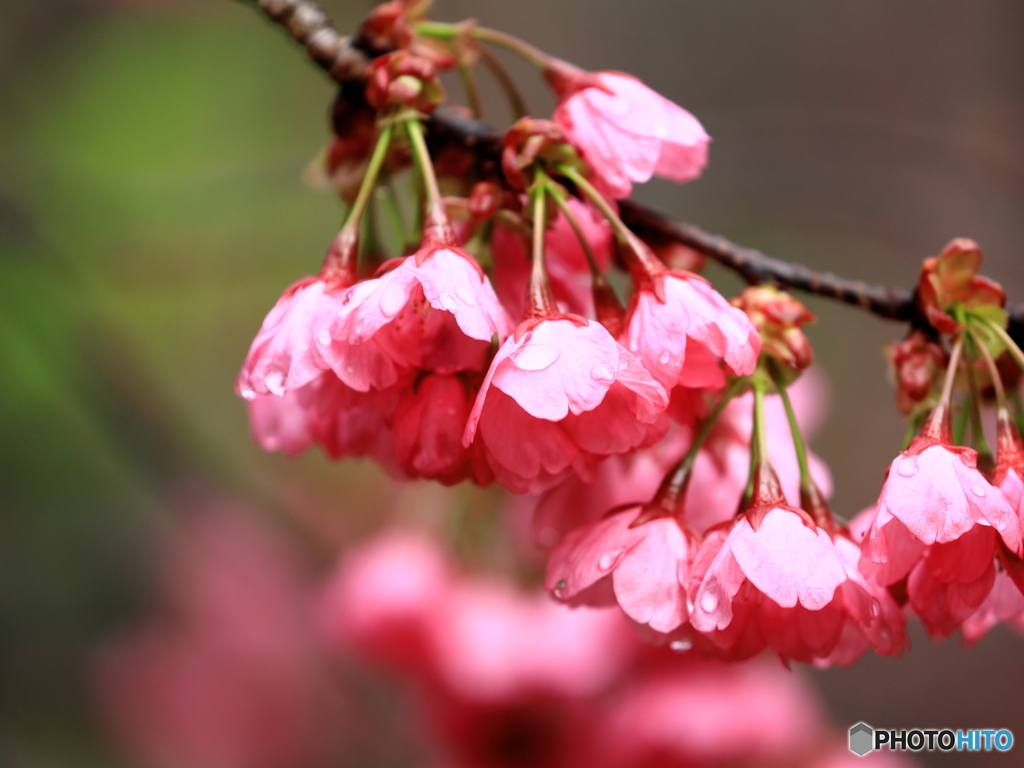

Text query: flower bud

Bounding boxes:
[500,118,586,192]
[731,286,815,372]
[885,330,948,416]
[918,238,1005,334]
[365,51,446,113]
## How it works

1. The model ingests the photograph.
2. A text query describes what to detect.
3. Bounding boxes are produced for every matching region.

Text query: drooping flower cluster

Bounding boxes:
[858,239,1024,641]
[232,0,1024,678]
[237,7,756,497]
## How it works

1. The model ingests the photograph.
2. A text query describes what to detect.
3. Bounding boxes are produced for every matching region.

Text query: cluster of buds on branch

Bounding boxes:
[235,0,1024,668]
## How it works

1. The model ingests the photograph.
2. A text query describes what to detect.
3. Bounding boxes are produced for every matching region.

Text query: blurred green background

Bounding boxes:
[1,1,1023,766]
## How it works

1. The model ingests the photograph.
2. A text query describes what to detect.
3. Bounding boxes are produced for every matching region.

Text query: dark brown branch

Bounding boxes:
[240,0,1024,344]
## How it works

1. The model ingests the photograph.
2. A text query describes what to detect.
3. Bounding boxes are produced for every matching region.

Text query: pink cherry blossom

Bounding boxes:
[688,504,905,664]
[691,507,848,631]
[464,317,669,493]
[624,270,760,394]
[236,276,348,398]
[864,437,1022,587]
[491,198,613,321]
[546,505,699,634]
[391,373,492,485]
[245,372,399,465]
[962,571,1024,644]
[321,247,511,388]
[810,534,908,667]
[901,521,1004,638]
[552,71,710,200]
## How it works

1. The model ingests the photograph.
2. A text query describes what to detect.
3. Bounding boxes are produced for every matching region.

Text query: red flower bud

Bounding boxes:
[365,51,446,113]
[885,330,948,416]
[731,286,816,371]
[918,238,1005,334]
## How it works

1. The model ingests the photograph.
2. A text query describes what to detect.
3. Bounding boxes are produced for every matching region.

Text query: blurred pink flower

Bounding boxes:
[593,659,825,767]
[93,503,347,768]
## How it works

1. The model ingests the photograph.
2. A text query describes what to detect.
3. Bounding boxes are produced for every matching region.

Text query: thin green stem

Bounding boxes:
[973,328,1007,410]
[342,121,394,231]
[404,117,442,212]
[939,333,965,408]
[963,335,992,460]
[557,164,632,246]
[405,116,454,244]
[556,163,665,281]
[987,318,1024,372]
[525,172,557,318]
[545,186,602,277]
[531,181,548,291]
[753,377,770,472]
[685,379,746,473]
[416,22,551,69]
[770,361,812,492]
[645,377,747,518]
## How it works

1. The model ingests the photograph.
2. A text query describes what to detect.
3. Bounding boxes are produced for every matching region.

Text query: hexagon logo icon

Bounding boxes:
[849,722,874,757]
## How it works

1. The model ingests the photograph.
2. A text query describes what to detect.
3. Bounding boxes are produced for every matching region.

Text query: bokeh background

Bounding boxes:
[2,0,1023,766]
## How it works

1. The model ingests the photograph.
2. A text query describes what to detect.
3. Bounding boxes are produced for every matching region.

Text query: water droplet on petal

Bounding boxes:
[379,283,408,318]
[455,286,476,306]
[439,292,457,310]
[700,590,719,613]
[511,344,560,371]
[345,365,355,374]
[658,350,672,365]
[240,387,256,401]
[598,549,624,571]
[317,329,331,346]
[971,484,988,497]
[652,123,668,138]
[553,579,567,599]
[995,518,1007,531]
[897,457,918,477]
[869,600,880,620]
[670,638,693,653]
[264,371,285,396]
[590,363,615,383]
